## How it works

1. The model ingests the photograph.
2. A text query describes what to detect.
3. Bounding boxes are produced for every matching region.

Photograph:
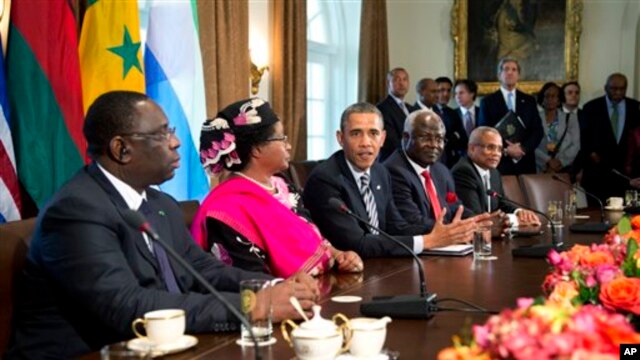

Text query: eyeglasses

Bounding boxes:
[415,135,447,145]
[474,143,503,153]
[265,135,288,143]
[121,126,177,142]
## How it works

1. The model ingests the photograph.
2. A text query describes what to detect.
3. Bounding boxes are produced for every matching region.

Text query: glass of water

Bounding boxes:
[239,279,272,344]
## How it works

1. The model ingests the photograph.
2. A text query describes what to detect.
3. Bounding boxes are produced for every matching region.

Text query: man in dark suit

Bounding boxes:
[451,126,540,226]
[6,91,316,359]
[303,103,480,258]
[413,78,465,168]
[581,73,640,202]
[478,57,543,175]
[384,110,490,231]
[377,67,413,161]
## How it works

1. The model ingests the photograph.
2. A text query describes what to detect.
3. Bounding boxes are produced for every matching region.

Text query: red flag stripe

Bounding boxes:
[0,139,22,211]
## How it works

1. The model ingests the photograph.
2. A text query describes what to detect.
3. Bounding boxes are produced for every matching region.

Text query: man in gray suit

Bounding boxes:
[7,91,317,359]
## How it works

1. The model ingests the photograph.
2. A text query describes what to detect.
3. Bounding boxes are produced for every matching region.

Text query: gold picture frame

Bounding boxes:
[451,0,582,95]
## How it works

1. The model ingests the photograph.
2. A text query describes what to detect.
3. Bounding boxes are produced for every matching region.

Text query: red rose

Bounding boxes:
[446,191,457,204]
[599,277,640,314]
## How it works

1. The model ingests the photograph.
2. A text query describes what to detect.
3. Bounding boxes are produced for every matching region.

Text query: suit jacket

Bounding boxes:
[581,96,640,201]
[455,105,480,139]
[7,163,268,359]
[377,95,411,161]
[451,156,517,215]
[302,151,425,258]
[478,89,543,175]
[439,105,467,168]
[384,150,471,230]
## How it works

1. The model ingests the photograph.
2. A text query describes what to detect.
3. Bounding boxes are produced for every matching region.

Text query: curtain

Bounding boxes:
[358,0,389,105]
[197,0,250,118]
[271,0,306,161]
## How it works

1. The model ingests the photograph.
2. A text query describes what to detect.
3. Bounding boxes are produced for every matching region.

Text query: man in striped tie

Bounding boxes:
[303,103,485,259]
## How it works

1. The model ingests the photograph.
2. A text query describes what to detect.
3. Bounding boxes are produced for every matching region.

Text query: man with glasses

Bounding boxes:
[384,109,489,232]
[7,91,317,359]
[452,126,539,225]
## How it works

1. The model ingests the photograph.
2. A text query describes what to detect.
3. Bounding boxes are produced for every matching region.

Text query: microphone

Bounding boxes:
[122,210,262,360]
[551,175,609,233]
[486,190,565,258]
[328,197,436,319]
[612,168,632,182]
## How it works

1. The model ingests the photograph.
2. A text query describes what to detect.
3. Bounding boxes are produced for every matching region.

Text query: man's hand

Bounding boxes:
[488,210,508,237]
[516,209,541,226]
[546,158,563,172]
[422,206,491,249]
[505,141,525,160]
[334,251,363,273]
[268,273,319,322]
[631,178,640,189]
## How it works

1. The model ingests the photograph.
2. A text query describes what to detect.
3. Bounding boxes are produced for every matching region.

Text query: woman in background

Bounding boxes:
[535,82,580,174]
[191,98,362,278]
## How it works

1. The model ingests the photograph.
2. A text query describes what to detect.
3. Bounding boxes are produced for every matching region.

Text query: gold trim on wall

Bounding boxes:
[451,0,582,95]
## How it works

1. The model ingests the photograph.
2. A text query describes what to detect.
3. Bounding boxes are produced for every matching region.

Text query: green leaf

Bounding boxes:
[618,216,632,235]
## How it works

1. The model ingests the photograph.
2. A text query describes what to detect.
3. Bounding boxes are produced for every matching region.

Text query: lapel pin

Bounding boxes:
[376,185,381,190]
[158,210,166,216]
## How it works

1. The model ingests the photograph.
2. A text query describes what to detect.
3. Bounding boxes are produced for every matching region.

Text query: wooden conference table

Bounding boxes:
[81,210,619,359]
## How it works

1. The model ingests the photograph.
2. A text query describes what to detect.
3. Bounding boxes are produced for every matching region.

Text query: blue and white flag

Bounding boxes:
[144,0,209,201]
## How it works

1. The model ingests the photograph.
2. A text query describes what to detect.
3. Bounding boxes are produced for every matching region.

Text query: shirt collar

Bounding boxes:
[562,105,578,114]
[389,93,406,106]
[606,96,625,109]
[96,162,147,210]
[460,106,475,117]
[500,86,515,99]
[472,161,490,179]
[405,151,430,177]
[416,100,433,111]
[345,159,371,185]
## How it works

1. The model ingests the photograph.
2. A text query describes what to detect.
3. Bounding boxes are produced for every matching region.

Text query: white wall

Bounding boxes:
[387,0,640,104]
[249,0,271,100]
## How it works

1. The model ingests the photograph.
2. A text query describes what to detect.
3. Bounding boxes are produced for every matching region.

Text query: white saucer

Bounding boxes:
[127,335,198,357]
[335,352,389,360]
[605,205,624,211]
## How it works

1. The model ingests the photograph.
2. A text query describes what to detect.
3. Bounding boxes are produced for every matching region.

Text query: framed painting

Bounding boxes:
[451,0,582,95]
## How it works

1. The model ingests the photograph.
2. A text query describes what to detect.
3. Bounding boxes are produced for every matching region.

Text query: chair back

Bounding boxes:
[519,173,572,214]
[289,160,323,191]
[0,218,36,354]
[501,175,528,208]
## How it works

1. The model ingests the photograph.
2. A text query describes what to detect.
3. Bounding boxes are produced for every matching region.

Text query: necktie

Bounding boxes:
[139,200,181,293]
[421,170,442,220]
[400,102,409,116]
[507,92,514,112]
[359,174,379,234]
[610,104,619,141]
[482,173,491,212]
[464,111,474,136]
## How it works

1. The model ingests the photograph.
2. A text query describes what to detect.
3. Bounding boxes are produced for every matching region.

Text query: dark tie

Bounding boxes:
[610,104,619,141]
[464,111,474,136]
[359,174,379,234]
[139,200,181,293]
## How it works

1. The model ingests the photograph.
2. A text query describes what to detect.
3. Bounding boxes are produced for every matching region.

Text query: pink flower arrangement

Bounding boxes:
[438,215,640,359]
[438,299,640,360]
[543,215,640,315]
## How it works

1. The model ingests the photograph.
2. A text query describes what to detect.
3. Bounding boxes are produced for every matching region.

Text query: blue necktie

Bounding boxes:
[507,92,514,112]
[139,200,181,293]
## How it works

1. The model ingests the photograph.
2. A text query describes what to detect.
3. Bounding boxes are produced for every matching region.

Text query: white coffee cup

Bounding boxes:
[607,197,624,208]
[132,309,185,345]
[348,317,391,358]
